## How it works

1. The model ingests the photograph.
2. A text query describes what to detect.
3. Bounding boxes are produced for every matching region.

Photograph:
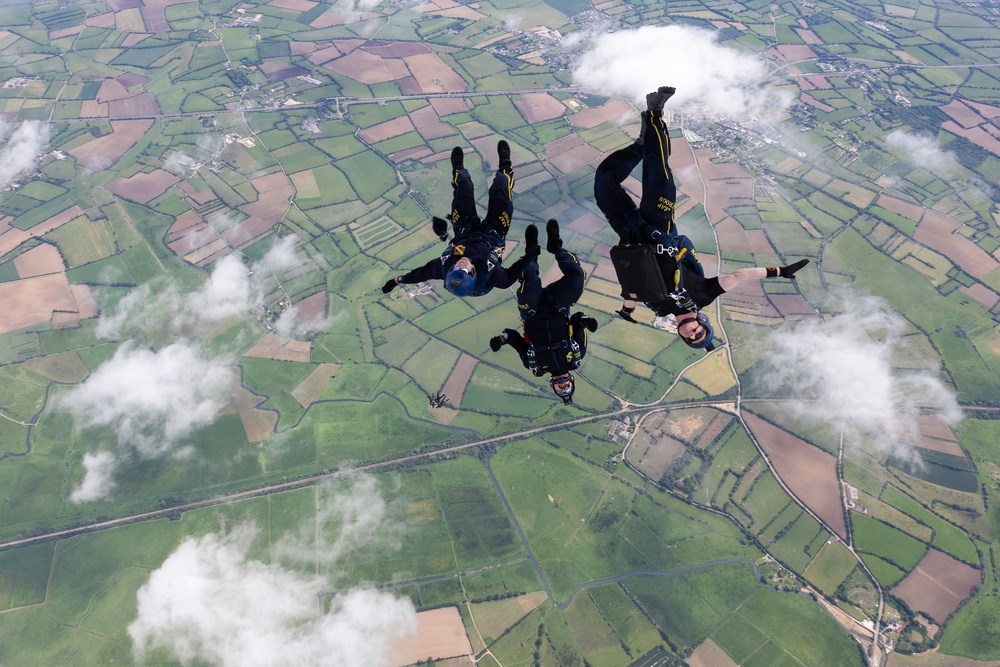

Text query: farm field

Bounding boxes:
[1,0,999,664]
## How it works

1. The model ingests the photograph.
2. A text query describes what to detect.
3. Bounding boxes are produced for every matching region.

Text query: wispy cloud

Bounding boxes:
[0,120,49,188]
[571,25,791,118]
[129,478,417,667]
[70,451,118,503]
[885,130,962,178]
[58,341,236,502]
[755,295,961,460]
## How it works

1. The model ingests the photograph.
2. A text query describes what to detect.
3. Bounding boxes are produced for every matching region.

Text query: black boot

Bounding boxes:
[524,224,540,259]
[546,218,561,253]
[451,146,463,171]
[497,139,511,171]
[645,86,675,112]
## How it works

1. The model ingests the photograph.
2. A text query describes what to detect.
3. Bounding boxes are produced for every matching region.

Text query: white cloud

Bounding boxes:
[274,303,334,338]
[71,451,118,503]
[129,481,418,667]
[756,296,961,460]
[885,130,962,178]
[0,120,49,188]
[274,476,400,566]
[98,253,259,340]
[571,25,790,118]
[59,342,235,502]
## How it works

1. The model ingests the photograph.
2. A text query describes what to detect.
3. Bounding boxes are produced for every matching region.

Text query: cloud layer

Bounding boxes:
[571,25,789,118]
[0,120,49,188]
[757,296,961,459]
[129,479,417,667]
[885,130,962,178]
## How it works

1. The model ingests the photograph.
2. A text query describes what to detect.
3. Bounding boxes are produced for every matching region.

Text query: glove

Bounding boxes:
[570,312,598,332]
[382,277,399,294]
[490,328,519,352]
[670,288,697,312]
[780,258,810,279]
[616,306,637,324]
[432,216,448,241]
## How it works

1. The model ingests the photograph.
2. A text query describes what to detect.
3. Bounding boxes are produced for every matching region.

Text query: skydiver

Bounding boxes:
[488,220,598,405]
[381,141,537,297]
[594,85,680,245]
[616,234,810,352]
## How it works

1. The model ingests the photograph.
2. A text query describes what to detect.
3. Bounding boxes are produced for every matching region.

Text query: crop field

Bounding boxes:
[854,513,927,573]
[803,539,860,596]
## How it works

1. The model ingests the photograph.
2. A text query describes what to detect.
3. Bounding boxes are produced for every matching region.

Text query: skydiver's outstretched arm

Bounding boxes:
[717,259,810,292]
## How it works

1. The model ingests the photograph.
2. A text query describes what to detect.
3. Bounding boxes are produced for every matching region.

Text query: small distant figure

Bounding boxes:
[429,393,447,408]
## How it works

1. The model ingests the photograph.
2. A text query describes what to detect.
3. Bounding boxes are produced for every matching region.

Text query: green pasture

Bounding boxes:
[803,539,859,596]
[738,469,791,532]
[0,541,53,610]
[413,297,478,335]
[587,583,663,660]
[941,593,1000,660]
[373,321,430,367]
[881,484,978,564]
[431,456,524,569]
[462,364,552,417]
[463,560,541,601]
[401,338,460,394]
[853,513,926,572]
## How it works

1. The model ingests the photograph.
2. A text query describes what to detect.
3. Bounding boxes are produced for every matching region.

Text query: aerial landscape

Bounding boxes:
[0,0,999,665]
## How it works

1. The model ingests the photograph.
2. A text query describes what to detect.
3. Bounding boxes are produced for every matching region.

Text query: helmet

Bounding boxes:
[445,266,475,296]
[550,373,575,404]
[679,312,715,351]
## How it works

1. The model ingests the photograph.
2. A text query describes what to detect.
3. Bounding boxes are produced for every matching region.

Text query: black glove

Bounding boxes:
[617,306,637,324]
[489,328,519,352]
[780,258,810,279]
[570,312,598,332]
[432,216,448,241]
[382,278,399,294]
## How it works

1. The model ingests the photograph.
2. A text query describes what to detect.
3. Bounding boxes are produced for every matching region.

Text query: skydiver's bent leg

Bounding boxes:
[638,110,677,241]
[450,168,481,238]
[516,259,543,321]
[542,248,586,316]
[594,142,642,239]
[482,168,514,250]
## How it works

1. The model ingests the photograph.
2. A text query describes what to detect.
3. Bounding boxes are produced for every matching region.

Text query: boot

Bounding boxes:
[546,218,562,253]
[524,224,540,259]
[497,139,511,171]
[645,86,675,112]
[450,146,463,171]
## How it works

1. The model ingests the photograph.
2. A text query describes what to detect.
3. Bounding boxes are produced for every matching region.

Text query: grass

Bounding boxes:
[881,484,979,564]
[803,539,860,596]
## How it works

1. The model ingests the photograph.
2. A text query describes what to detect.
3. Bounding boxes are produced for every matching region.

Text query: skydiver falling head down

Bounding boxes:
[617,235,810,352]
[488,220,598,405]
[381,141,538,297]
[594,85,680,245]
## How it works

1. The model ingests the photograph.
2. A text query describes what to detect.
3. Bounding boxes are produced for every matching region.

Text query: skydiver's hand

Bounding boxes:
[432,216,448,241]
[382,277,400,294]
[489,332,507,352]
[581,316,598,332]
[780,259,810,279]
[616,306,637,324]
